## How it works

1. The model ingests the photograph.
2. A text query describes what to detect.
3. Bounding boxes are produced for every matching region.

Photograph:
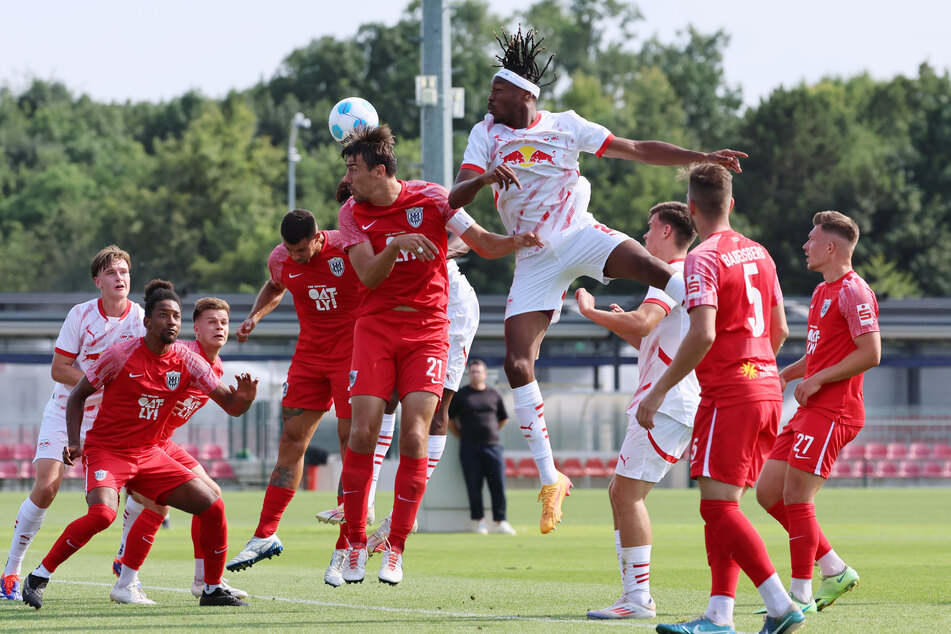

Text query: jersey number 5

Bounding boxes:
[743,262,765,337]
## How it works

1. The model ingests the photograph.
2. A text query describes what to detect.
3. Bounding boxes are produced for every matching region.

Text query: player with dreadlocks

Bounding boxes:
[449,26,748,535]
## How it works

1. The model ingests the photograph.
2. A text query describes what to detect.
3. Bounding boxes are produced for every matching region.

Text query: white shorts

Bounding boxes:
[34,399,94,463]
[615,411,692,483]
[505,221,630,323]
[444,289,480,392]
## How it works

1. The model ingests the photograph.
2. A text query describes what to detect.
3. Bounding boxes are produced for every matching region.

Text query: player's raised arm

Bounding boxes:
[575,288,665,350]
[208,373,258,417]
[600,137,748,173]
[237,279,285,342]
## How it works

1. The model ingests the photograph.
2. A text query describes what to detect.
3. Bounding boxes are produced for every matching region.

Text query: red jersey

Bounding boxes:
[337,180,458,317]
[685,230,784,406]
[267,230,361,366]
[84,338,220,451]
[159,339,225,442]
[802,270,879,423]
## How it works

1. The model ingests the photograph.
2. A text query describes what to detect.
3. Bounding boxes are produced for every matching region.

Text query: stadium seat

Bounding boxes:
[907,442,931,461]
[872,460,897,479]
[200,443,225,462]
[209,461,236,481]
[931,443,951,460]
[829,461,853,479]
[12,443,34,461]
[839,443,865,461]
[897,460,921,479]
[850,460,871,478]
[885,442,908,460]
[584,457,608,478]
[19,461,36,479]
[0,462,19,480]
[606,457,618,476]
[516,457,538,478]
[560,457,586,478]
[182,443,200,459]
[65,464,84,479]
[505,457,518,479]
[0,444,12,461]
[943,461,951,479]
[922,461,944,479]
[551,457,562,472]
[864,442,887,460]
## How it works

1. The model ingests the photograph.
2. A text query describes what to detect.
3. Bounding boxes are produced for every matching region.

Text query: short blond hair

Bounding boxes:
[193,297,230,322]
[813,211,859,247]
[90,245,131,279]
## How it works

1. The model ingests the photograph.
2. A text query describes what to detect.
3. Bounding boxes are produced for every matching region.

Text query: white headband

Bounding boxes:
[493,69,540,98]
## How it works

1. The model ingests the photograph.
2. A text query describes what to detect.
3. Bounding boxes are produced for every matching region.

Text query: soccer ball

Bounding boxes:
[328,97,379,144]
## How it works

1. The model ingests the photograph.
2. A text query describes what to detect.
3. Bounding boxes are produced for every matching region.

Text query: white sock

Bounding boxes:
[705,595,735,625]
[512,382,558,485]
[204,583,221,594]
[614,530,623,578]
[5,497,47,576]
[117,497,145,558]
[426,434,447,482]
[33,564,52,579]
[368,413,396,509]
[194,558,205,583]
[758,572,796,617]
[790,577,812,603]
[664,271,686,304]
[117,563,139,588]
[817,549,847,577]
[620,545,652,604]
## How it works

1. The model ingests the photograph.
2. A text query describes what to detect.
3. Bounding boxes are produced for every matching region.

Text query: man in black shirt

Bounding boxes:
[448,360,515,535]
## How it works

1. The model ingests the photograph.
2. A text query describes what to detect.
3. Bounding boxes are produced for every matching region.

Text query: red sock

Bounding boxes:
[335,495,349,550]
[786,502,820,580]
[197,497,227,586]
[254,485,296,538]
[42,504,117,573]
[121,509,165,571]
[191,514,203,559]
[705,523,740,597]
[342,448,373,548]
[700,499,776,586]
[388,456,428,553]
[769,498,833,561]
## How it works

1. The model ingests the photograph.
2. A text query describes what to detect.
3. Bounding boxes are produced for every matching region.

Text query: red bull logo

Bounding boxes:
[500,145,556,167]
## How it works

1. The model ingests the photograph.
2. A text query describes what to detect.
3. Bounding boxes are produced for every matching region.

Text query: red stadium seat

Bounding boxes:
[505,457,518,479]
[829,461,853,479]
[849,460,870,478]
[200,443,225,462]
[182,443,200,459]
[209,461,236,480]
[943,461,951,479]
[584,457,608,478]
[606,457,618,476]
[907,442,931,461]
[872,460,897,479]
[885,442,908,460]
[516,457,538,478]
[0,444,12,461]
[864,442,887,460]
[551,457,562,472]
[922,461,944,479]
[839,443,865,461]
[19,461,36,479]
[0,462,19,480]
[65,464,84,479]
[560,457,585,479]
[897,460,921,479]
[931,443,951,460]
[13,443,34,461]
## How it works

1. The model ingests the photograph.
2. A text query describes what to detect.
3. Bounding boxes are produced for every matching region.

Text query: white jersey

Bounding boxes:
[625,261,700,426]
[447,259,477,315]
[460,110,613,242]
[50,298,146,421]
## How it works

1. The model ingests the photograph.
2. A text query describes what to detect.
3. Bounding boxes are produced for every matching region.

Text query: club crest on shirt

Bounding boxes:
[348,370,358,389]
[119,332,136,341]
[328,257,345,277]
[282,381,288,398]
[406,207,424,228]
[165,371,181,390]
[820,299,832,317]
[94,469,107,481]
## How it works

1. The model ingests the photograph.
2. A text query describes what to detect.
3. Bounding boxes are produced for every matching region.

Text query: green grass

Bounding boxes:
[1,486,949,632]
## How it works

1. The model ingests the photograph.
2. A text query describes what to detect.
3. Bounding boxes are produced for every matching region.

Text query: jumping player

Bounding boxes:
[226,209,362,579]
[2,246,144,602]
[577,202,700,620]
[755,211,879,612]
[448,27,747,534]
[112,297,248,601]
[636,165,804,634]
[21,280,257,610]
[336,124,540,585]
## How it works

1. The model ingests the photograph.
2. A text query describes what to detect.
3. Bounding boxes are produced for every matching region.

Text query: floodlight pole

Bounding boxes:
[288,112,311,212]
[420,0,452,187]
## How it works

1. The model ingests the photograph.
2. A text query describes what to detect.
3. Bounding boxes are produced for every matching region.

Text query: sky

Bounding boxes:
[1,0,948,109]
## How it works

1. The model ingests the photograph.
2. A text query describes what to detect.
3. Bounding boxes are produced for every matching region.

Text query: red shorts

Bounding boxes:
[689,400,781,488]
[769,408,862,478]
[350,311,449,400]
[83,445,197,505]
[283,358,352,418]
[160,439,200,471]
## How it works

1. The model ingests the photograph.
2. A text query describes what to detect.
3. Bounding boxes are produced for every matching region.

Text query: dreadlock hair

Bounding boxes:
[494,25,556,89]
[143,279,181,317]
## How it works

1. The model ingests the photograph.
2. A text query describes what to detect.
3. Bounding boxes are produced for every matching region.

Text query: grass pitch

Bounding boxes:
[0,485,948,632]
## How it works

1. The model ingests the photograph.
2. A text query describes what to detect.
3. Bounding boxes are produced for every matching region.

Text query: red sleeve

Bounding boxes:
[267,245,287,287]
[337,200,371,250]
[85,339,137,389]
